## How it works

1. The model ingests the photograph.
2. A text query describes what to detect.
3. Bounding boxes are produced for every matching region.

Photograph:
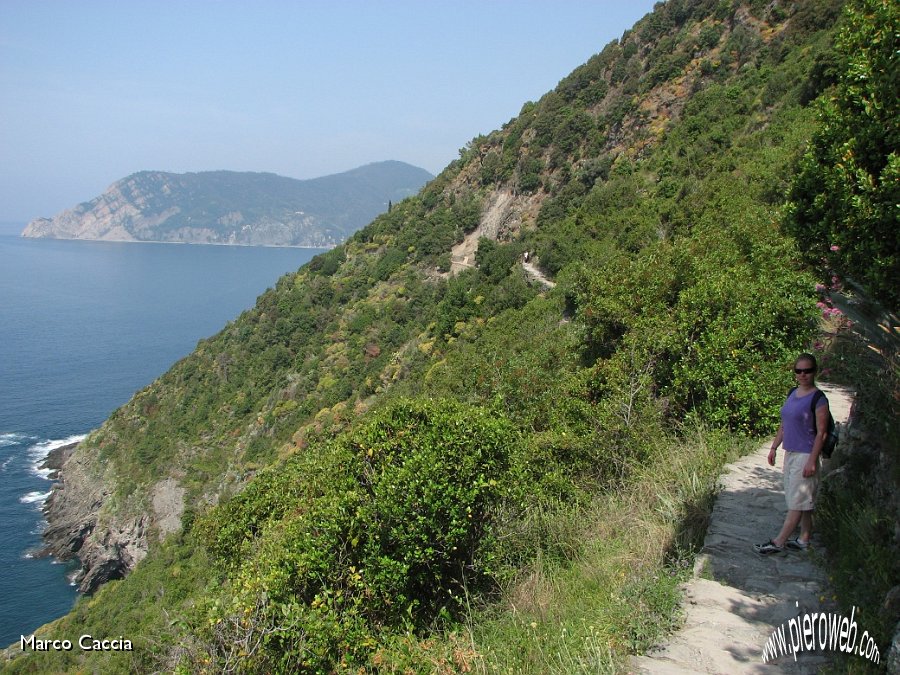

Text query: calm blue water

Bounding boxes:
[0,235,322,645]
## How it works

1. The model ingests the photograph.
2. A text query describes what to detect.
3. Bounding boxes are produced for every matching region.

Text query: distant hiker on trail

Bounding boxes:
[755,353,830,556]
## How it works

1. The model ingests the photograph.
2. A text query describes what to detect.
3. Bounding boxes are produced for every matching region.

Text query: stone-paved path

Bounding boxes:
[630,384,854,674]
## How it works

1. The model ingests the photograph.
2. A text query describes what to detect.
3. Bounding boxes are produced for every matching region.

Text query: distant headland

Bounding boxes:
[22,161,433,247]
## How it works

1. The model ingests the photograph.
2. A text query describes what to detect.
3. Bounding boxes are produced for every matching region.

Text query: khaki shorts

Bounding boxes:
[784,451,819,511]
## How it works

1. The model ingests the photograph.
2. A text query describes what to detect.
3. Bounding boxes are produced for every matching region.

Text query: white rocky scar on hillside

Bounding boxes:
[449,189,542,275]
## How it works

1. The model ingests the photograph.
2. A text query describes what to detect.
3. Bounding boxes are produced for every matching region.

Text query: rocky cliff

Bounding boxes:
[39,440,145,593]
[39,439,189,593]
[22,161,433,247]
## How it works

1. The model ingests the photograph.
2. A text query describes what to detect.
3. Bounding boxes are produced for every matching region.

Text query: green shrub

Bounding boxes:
[189,399,518,671]
[785,0,899,310]
[572,222,818,434]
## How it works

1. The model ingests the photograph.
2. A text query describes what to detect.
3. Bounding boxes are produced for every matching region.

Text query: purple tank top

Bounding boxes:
[781,388,828,453]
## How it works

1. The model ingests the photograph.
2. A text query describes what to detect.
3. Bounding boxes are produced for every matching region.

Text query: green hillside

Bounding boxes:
[7,0,897,672]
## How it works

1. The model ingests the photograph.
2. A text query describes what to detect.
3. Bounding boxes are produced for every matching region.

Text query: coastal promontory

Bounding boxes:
[22,161,432,247]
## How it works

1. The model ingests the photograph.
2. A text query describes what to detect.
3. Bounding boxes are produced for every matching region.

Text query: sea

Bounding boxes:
[0,231,323,646]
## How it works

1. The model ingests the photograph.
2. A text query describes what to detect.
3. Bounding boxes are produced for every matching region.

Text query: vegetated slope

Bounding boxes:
[12,0,854,671]
[21,161,433,247]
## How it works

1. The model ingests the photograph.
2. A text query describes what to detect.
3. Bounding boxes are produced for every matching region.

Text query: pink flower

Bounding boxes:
[830,245,840,252]
[813,340,824,351]
[815,283,827,293]
[816,301,827,309]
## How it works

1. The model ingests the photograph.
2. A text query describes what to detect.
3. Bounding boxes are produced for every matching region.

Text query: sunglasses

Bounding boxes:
[794,367,816,374]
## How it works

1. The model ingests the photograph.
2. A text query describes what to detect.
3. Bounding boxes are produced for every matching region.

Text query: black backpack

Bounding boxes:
[790,387,838,458]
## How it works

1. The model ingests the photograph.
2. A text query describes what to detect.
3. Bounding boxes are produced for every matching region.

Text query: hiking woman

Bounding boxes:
[755,353,830,555]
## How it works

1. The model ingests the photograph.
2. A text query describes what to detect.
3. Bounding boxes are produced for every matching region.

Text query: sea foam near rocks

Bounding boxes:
[26,435,86,479]
[19,490,52,505]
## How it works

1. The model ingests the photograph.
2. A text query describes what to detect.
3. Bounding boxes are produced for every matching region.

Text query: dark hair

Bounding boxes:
[795,353,818,370]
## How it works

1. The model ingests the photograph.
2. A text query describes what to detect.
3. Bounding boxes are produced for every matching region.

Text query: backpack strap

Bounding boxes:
[810,389,826,433]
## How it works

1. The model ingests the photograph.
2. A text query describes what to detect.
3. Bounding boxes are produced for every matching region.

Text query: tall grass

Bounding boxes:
[447,425,750,673]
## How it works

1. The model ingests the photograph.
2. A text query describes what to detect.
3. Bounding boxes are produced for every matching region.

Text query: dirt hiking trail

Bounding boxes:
[521,260,556,289]
[631,383,854,674]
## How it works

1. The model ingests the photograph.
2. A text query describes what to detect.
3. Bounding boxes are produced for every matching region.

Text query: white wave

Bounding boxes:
[26,434,87,478]
[34,466,54,479]
[20,490,52,505]
[0,432,34,448]
[0,456,12,472]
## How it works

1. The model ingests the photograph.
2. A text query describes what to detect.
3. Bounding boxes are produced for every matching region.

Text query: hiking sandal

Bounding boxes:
[785,538,810,551]
[754,540,784,556]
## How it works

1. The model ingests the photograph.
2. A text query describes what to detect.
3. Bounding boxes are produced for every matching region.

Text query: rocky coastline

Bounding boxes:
[38,440,78,480]
[37,440,147,594]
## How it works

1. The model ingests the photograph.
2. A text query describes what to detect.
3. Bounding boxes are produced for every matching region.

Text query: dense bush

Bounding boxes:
[572,220,817,434]
[189,399,518,671]
[785,0,898,310]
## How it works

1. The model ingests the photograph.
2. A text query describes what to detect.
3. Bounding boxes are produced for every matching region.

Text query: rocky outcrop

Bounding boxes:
[39,441,78,480]
[39,440,175,593]
[22,162,433,247]
[152,478,186,540]
[40,441,112,593]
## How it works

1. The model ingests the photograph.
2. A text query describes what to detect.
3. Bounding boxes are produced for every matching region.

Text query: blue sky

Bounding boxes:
[1,1,657,222]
